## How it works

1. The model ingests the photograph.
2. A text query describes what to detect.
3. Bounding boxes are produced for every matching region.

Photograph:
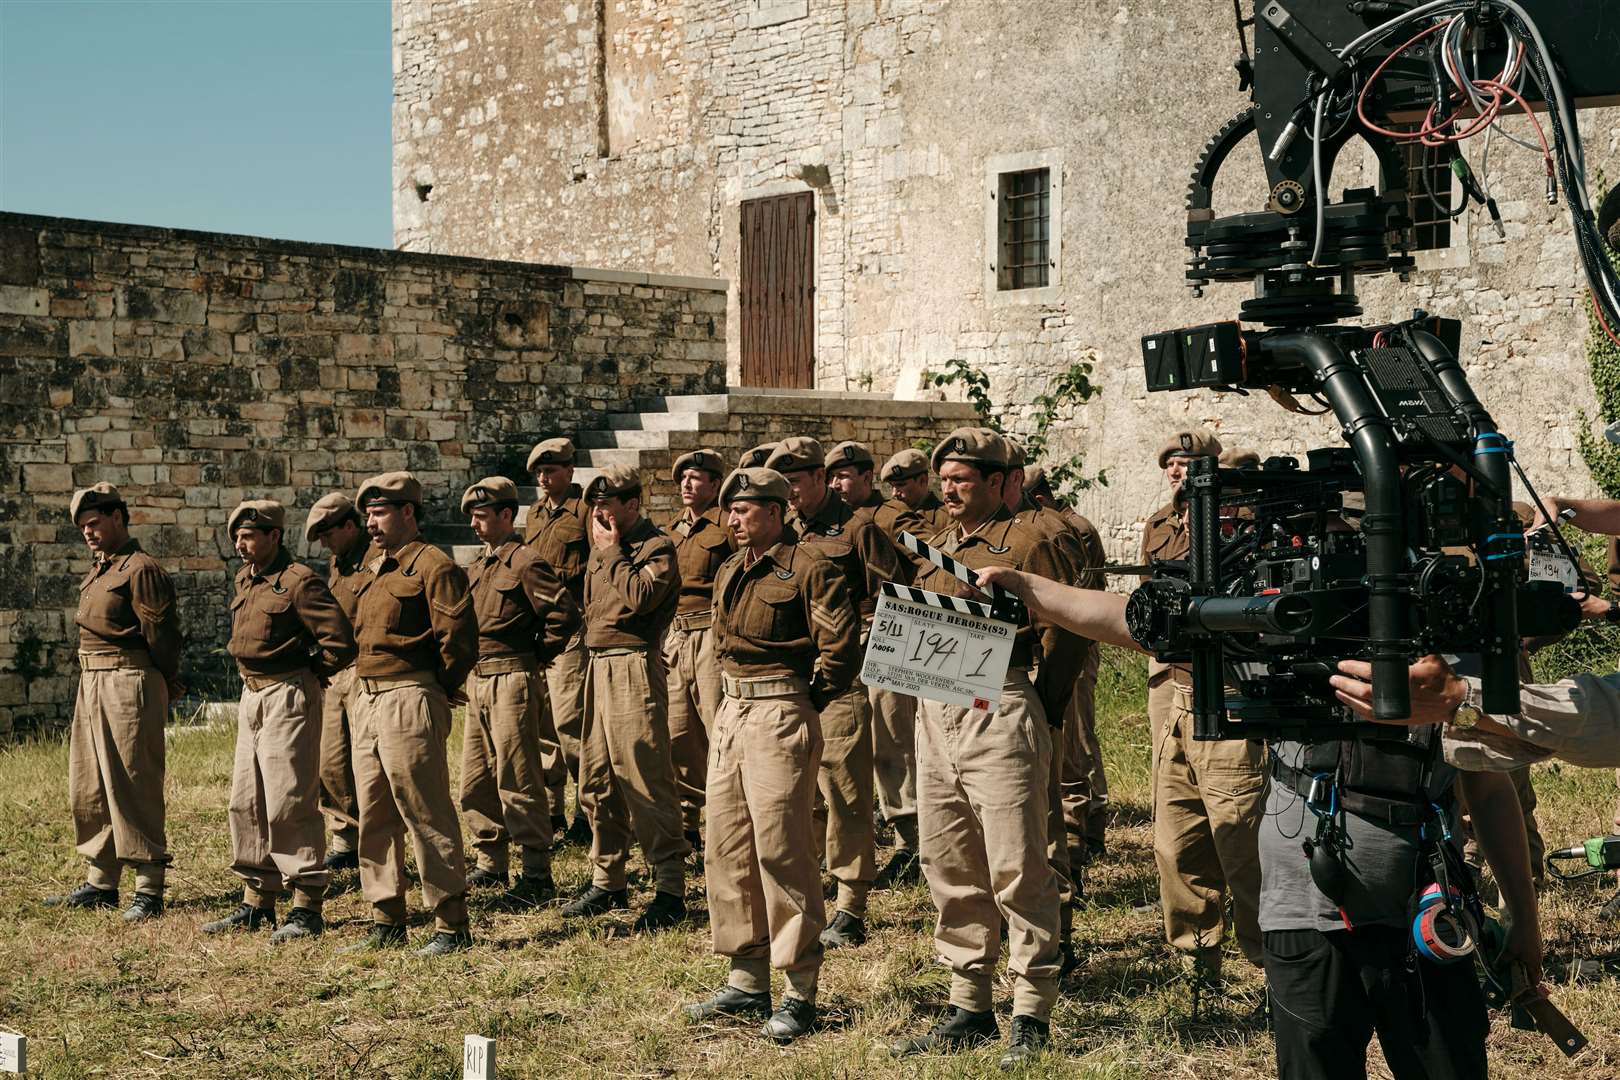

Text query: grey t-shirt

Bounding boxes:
[1259,735,1459,933]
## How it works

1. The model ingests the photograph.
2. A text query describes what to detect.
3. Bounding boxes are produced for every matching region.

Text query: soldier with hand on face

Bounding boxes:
[682,467,860,1044]
[879,448,948,533]
[459,477,581,911]
[47,484,183,922]
[202,500,356,943]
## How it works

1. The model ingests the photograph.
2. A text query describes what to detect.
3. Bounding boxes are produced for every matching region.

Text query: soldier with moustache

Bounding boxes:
[202,500,355,942]
[459,476,581,909]
[879,448,949,532]
[766,436,908,949]
[46,484,183,922]
[663,449,736,852]
[682,467,860,1043]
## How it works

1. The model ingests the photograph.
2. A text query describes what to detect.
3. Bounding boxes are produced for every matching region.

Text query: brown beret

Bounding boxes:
[357,471,424,509]
[720,467,791,508]
[1158,428,1223,468]
[228,499,286,537]
[738,442,778,469]
[460,476,520,515]
[304,492,358,542]
[1005,437,1028,471]
[931,427,1010,473]
[584,463,642,502]
[1219,446,1261,469]
[766,436,826,474]
[671,448,726,483]
[1023,464,1052,497]
[69,482,126,523]
[526,437,576,472]
[880,448,929,483]
[826,441,875,472]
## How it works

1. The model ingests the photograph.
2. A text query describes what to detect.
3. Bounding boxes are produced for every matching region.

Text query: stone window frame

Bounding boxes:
[985,149,1064,306]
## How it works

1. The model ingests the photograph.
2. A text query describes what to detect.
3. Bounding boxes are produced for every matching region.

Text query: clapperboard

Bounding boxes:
[862,532,1023,712]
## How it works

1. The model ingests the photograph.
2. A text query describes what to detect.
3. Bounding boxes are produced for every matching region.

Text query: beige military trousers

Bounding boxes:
[1149,679,1264,968]
[230,670,328,908]
[870,684,918,844]
[579,648,690,895]
[542,630,588,818]
[350,672,469,931]
[1060,646,1108,865]
[815,681,877,917]
[70,654,170,895]
[318,665,360,852]
[460,658,553,879]
[664,619,721,836]
[917,670,1062,1020]
[705,676,826,1004]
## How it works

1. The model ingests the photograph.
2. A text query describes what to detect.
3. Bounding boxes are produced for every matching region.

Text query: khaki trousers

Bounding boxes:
[350,673,469,931]
[664,623,721,835]
[318,665,360,852]
[1061,647,1108,856]
[1149,679,1264,967]
[542,630,588,818]
[579,649,689,895]
[870,684,918,844]
[815,682,877,917]
[706,684,826,1004]
[230,671,328,908]
[70,657,170,894]
[460,660,554,879]
[917,671,1062,1021]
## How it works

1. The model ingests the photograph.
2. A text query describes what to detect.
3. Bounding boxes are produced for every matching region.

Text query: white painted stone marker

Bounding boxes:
[463,1034,495,1080]
[0,1031,25,1074]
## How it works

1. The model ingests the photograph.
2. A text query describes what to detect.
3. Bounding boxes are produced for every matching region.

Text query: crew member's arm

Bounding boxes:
[426,561,478,695]
[130,562,184,698]
[974,567,1140,653]
[1456,769,1544,989]
[294,573,356,679]
[1536,495,1620,535]
[525,555,580,665]
[591,538,679,615]
[805,560,860,706]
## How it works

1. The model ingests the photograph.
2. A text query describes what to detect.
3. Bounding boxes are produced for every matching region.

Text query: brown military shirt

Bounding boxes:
[327,533,377,625]
[789,491,907,625]
[353,538,478,693]
[714,539,860,701]
[228,547,356,680]
[910,490,950,533]
[920,506,1083,721]
[1141,498,1192,688]
[583,515,680,649]
[852,490,924,585]
[76,538,183,682]
[523,483,592,608]
[667,503,736,616]
[1013,502,1086,586]
[467,538,579,664]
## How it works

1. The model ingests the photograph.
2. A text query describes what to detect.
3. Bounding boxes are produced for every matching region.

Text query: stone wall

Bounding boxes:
[0,211,725,736]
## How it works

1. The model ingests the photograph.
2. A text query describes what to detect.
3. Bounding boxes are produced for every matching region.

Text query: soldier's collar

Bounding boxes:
[484,537,522,564]
[953,505,1014,546]
[377,538,428,574]
[106,537,142,566]
[243,547,293,584]
[543,483,584,513]
[860,490,884,509]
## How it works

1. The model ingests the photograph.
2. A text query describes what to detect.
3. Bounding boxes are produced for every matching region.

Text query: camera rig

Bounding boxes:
[1132,0,1620,739]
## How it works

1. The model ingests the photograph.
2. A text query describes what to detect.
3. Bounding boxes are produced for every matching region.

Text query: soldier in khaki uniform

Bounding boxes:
[348,472,478,955]
[203,500,356,942]
[524,437,594,846]
[664,449,735,850]
[767,436,907,948]
[562,464,691,929]
[881,448,949,531]
[1140,428,1265,986]
[738,442,778,469]
[827,440,925,888]
[460,477,581,909]
[305,492,374,873]
[892,429,1079,1068]
[682,467,860,1043]
[47,484,183,922]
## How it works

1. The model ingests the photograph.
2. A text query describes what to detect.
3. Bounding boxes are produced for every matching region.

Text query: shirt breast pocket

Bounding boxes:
[487,569,527,621]
[383,575,427,637]
[746,582,800,639]
[261,590,297,642]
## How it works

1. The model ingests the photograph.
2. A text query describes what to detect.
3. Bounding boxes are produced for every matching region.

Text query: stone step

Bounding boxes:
[631,392,730,414]
[603,409,727,432]
[576,428,672,450]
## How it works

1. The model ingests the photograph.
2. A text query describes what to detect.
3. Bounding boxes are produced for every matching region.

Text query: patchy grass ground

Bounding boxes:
[2,648,1618,1078]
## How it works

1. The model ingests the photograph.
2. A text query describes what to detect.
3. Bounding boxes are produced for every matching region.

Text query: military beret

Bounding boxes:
[1005,437,1028,471]
[1158,427,1223,468]
[69,482,127,523]
[738,442,778,469]
[720,467,791,508]
[766,436,826,474]
[526,437,576,471]
[826,440,875,472]
[460,476,520,515]
[228,499,286,536]
[931,427,1010,472]
[1219,446,1261,469]
[671,448,726,483]
[880,448,929,483]
[304,492,358,541]
[584,463,642,502]
[357,471,424,509]
[1023,464,1052,497]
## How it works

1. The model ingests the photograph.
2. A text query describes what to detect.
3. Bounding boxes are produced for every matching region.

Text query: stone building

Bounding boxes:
[393,0,1620,550]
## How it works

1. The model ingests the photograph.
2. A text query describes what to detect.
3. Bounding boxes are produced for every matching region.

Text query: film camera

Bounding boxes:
[1129,0,1620,739]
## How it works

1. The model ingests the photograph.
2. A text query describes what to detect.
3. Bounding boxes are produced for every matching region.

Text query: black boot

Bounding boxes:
[269,907,324,944]
[819,909,867,949]
[465,866,507,891]
[683,985,772,1022]
[44,882,119,910]
[561,813,592,849]
[561,884,628,918]
[323,849,359,872]
[873,848,920,889]
[632,891,686,932]
[341,922,407,952]
[416,927,473,956]
[761,997,816,1044]
[487,874,558,912]
[122,893,163,922]
[998,1015,1050,1070]
[892,1007,999,1056]
[202,903,276,934]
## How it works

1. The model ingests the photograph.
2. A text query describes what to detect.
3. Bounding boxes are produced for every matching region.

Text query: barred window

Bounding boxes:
[997,168,1051,290]
[1404,143,1454,253]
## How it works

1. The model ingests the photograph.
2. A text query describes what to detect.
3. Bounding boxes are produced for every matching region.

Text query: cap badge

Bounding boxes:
[953,437,966,453]
[1180,434,1194,451]
[736,474,750,491]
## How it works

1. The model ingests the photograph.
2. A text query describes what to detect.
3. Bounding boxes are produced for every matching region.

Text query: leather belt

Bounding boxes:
[722,673,809,700]
[357,670,440,694]
[672,610,714,632]
[473,655,535,677]
[78,651,153,671]
[588,644,649,656]
[241,670,309,693]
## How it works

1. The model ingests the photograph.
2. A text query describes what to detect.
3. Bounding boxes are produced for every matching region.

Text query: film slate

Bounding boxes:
[861,532,1020,712]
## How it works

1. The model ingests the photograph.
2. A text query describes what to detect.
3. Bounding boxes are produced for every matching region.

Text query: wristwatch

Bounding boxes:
[1604,601,1620,624]
[1451,679,1483,731]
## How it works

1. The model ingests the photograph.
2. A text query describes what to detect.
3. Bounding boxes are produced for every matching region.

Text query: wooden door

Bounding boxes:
[739,192,815,388]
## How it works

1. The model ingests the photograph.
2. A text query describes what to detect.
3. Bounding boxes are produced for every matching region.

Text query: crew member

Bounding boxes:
[880,448,948,531]
[682,466,860,1043]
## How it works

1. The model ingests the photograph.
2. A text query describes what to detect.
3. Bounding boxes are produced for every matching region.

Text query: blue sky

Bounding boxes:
[0,0,393,248]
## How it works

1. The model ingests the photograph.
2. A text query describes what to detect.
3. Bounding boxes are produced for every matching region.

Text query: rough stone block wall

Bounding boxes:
[0,212,724,736]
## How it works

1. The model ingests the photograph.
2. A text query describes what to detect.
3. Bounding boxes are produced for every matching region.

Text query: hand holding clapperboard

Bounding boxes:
[861,532,1029,713]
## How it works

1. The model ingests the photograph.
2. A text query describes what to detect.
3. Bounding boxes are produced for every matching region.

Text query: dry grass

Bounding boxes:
[1,648,1617,1078]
